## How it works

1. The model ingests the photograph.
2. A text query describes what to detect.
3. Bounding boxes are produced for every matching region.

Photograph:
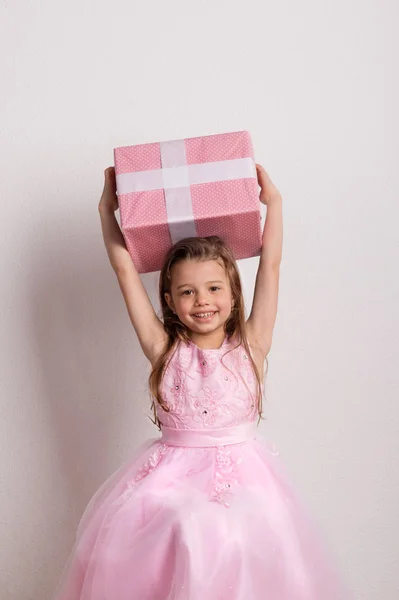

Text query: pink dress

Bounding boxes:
[53,335,349,599]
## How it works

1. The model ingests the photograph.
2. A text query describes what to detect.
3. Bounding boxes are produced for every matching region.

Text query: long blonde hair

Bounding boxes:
[149,236,267,429]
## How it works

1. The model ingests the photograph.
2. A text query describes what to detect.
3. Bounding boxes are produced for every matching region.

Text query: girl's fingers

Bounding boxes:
[255,163,281,204]
[103,167,117,192]
[256,163,272,186]
[104,166,115,179]
[256,164,279,192]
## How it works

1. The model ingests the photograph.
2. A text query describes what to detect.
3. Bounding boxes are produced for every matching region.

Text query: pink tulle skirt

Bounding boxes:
[52,432,349,599]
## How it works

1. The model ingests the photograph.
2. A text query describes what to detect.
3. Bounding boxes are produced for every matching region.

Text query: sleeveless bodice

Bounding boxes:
[156,335,261,430]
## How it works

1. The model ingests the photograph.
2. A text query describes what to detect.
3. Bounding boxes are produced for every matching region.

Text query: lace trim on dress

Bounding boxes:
[120,444,168,501]
[211,446,243,507]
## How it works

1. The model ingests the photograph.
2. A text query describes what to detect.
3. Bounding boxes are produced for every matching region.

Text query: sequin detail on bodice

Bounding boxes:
[156,335,260,429]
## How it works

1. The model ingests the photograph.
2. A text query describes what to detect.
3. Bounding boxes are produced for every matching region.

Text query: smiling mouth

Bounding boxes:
[192,311,217,320]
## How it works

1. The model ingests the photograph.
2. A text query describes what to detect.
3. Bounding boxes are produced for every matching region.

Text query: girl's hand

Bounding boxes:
[99,166,119,213]
[256,164,282,206]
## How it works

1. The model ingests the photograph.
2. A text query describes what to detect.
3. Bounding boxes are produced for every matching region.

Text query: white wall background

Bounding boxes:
[1,1,398,598]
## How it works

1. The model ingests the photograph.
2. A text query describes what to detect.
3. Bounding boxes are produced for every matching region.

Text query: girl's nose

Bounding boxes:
[195,296,209,306]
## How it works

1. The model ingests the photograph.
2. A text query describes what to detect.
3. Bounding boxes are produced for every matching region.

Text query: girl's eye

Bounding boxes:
[182,287,220,295]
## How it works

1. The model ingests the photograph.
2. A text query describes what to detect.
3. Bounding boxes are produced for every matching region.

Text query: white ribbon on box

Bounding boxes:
[116,139,257,244]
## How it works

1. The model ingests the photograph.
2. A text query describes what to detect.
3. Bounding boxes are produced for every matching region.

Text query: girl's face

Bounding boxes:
[165,259,234,335]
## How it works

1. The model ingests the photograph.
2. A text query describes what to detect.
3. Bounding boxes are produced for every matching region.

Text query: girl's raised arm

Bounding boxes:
[246,164,283,358]
[98,167,167,365]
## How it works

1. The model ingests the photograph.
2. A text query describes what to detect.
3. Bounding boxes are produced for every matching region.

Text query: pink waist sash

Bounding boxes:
[160,421,257,448]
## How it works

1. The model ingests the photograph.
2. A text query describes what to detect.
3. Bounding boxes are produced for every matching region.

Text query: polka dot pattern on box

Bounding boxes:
[114,143,161,173]
[192,179,261,259]
[185,131,253,165]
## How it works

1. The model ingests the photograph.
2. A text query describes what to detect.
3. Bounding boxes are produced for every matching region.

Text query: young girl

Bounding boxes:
[52,165,348,599]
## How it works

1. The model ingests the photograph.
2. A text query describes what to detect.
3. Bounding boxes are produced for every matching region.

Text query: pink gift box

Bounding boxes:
[113,130,262,274]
